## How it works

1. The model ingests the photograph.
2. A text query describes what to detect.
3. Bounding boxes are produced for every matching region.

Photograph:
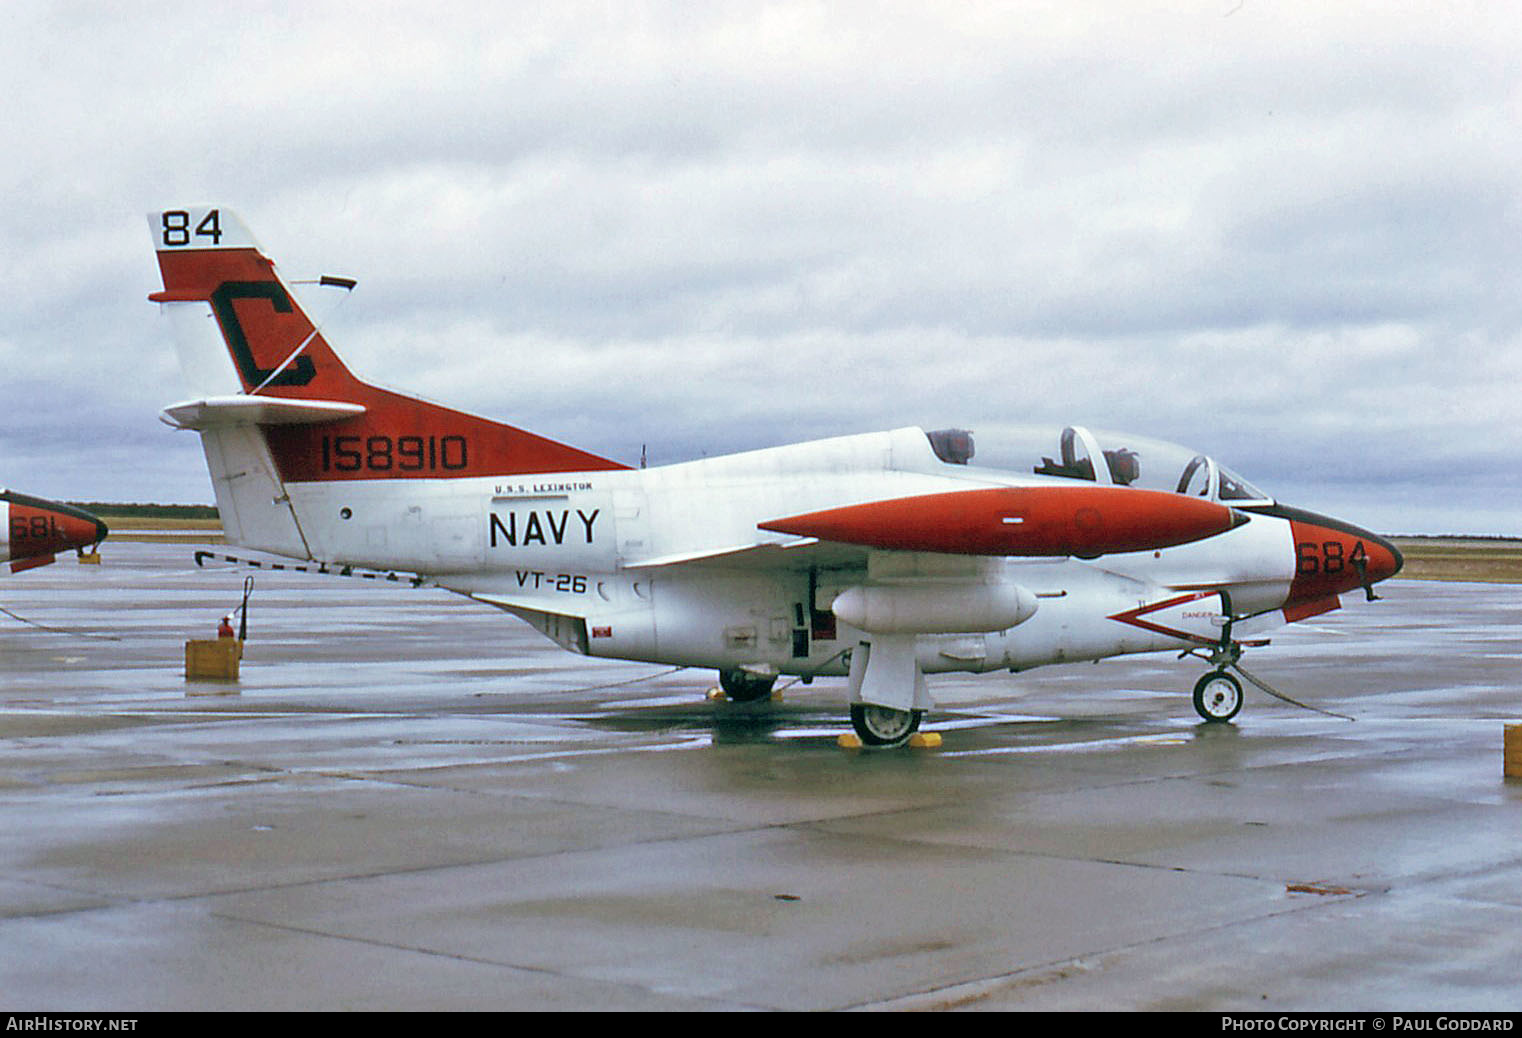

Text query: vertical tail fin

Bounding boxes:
[149,207,628,485]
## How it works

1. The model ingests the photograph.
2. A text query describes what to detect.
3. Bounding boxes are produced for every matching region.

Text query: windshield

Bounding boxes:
[925,424,1273,506]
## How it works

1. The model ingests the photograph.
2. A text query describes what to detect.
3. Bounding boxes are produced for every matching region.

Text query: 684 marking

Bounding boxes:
[1296,539,1367,575]
[320,434,468,473]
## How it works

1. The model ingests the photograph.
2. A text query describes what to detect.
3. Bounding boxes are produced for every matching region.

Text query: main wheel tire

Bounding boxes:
[718,669,777,703]
[849,703,924,747]
[1193,670,1243,722]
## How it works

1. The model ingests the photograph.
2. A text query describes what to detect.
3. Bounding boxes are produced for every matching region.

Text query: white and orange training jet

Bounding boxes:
[2,490,108,574]
[147,207,1402,746]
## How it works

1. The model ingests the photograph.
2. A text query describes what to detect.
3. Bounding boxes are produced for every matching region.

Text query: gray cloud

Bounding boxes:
[1,1,1517,533]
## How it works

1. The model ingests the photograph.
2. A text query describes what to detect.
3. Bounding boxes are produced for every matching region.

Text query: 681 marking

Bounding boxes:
[10,515,61,541]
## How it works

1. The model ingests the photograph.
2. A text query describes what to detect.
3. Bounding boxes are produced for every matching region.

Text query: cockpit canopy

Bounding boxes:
[926,425,1273,506]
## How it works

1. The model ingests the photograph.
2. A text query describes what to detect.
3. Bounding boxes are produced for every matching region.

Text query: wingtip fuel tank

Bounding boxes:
[760,485,1242,558]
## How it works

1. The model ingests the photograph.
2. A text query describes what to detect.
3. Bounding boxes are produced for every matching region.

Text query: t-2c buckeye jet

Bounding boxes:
[147,207,1402,747]
[2,490,108,574]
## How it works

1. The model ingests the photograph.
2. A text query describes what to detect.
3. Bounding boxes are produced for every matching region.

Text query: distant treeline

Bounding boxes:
[1391,533,1522,542]
[68,502,219,520]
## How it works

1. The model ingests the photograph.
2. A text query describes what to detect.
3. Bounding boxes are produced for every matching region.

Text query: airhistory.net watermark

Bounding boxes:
[5,1019,138,1032]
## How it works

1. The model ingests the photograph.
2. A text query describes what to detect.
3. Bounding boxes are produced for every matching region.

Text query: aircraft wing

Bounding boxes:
[621,537,871,573]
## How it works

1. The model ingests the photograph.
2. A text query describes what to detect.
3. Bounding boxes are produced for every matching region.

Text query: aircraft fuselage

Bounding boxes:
[259,426,1381,680]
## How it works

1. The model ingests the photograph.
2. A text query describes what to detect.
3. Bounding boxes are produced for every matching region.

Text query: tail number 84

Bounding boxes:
[160,209,222,247]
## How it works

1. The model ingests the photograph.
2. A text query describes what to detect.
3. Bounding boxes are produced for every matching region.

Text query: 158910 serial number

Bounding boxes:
[319,434,468,473]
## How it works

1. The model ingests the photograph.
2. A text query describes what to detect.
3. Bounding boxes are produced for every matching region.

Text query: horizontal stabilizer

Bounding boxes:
[160,395,367,430]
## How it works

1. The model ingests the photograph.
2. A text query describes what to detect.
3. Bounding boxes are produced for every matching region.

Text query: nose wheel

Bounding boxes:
[1192,670,1243,722]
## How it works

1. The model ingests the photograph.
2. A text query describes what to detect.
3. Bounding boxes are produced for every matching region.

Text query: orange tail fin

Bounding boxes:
[149,207,628,483]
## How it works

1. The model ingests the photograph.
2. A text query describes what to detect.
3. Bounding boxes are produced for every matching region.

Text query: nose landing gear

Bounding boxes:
[1192,669,1243,722]
[1183,601,1354,723]
[1187,603,1248,723]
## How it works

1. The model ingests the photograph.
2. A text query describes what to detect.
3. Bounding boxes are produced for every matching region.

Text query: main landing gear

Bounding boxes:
[843,635,932,749]
[714,668,926,748]
[849,703,924,748]
[717,668,778,703]
[717,658,927,747]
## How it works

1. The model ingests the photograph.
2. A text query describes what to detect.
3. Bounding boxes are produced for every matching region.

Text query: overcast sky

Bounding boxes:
[2,1,1518,534]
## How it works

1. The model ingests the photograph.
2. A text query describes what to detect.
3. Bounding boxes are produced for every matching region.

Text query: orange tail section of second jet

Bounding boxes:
[149,207,629,483]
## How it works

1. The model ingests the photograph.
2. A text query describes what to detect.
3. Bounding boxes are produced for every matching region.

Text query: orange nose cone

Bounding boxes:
[6,493,108,561]
[52,511,108,552]
[1283,506,1401,607]
[1363,532,1403,583]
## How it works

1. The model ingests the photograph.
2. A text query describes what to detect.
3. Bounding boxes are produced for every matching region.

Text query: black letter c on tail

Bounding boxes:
[209,281,318,388]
